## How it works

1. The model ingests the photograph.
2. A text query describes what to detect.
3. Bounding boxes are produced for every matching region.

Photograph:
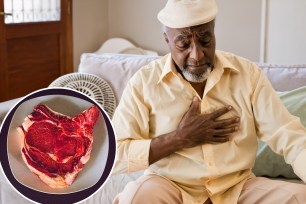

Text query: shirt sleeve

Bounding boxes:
[251,67,306,182]
[111,76,151,175]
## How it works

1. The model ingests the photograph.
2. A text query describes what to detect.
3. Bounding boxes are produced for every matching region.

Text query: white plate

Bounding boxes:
[7,94,109,194]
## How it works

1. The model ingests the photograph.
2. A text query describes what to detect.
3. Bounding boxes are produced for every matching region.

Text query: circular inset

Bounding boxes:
[0,88,116,204]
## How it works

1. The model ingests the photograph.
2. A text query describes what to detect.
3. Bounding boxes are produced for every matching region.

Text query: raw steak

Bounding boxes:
[17,104,100,188]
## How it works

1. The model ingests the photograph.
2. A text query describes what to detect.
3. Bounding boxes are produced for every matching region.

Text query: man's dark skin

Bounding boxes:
[149,20,240,165]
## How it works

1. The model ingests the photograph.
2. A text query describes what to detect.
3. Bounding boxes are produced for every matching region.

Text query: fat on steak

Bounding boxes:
[17,104,100,188]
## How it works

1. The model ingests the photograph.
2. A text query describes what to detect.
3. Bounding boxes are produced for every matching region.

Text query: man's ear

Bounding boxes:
[163,32,169,44]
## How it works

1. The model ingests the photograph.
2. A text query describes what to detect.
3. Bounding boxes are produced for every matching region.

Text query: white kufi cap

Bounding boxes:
[158,0,218,28]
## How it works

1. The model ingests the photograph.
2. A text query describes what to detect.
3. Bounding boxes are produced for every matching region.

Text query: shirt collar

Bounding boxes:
[214,50,240,73]
[158,54,178,84]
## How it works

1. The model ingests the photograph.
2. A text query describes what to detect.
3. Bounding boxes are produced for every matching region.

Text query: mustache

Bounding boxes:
[184,61,214,68]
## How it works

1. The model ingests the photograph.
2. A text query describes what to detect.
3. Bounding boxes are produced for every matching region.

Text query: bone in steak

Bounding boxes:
[17,104,100,188]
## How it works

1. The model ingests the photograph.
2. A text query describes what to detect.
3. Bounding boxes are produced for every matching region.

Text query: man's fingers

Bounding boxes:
[208,105,232,119]
[189,97,201,114]
[213,126,239,135]
[213,117,240,128]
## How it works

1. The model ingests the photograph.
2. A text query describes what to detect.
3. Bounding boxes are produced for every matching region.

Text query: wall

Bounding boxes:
[215,0,262,61]
[108,0,262,62]
[73,0,108,70]
[265,0,306,64]
[108,0,167,55]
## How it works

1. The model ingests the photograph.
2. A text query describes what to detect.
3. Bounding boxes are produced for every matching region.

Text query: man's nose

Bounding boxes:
[189,42,204,62]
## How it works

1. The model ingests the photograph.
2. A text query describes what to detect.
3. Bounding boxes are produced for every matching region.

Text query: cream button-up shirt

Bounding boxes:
[112,50,306,203]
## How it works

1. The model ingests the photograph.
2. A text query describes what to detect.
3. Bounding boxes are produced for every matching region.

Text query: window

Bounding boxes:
[4,0,60,24]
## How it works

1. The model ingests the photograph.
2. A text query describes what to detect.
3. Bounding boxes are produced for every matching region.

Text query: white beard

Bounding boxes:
[181,67,212,83]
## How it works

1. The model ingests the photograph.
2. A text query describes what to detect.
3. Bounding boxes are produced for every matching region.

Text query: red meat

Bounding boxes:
[17,104,99,188]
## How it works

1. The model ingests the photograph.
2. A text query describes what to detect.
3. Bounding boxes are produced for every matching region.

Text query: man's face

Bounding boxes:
[164,21,216,83]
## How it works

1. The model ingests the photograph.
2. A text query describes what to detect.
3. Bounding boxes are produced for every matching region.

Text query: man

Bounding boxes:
[112,0,306,203]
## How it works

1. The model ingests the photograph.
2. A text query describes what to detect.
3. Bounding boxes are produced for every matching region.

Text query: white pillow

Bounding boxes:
[256,63,306,92]
[78,53,159,103]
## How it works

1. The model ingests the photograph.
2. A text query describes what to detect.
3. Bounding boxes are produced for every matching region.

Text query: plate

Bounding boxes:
[0,88,116,203]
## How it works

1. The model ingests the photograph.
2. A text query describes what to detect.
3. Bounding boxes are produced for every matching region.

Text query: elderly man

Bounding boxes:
[112,0,306,203]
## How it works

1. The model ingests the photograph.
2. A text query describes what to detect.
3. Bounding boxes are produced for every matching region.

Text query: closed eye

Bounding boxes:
[176,41,190,49]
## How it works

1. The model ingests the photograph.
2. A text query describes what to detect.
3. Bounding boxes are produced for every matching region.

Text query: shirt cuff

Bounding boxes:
[293,149,306,182]
[128,139,151,173]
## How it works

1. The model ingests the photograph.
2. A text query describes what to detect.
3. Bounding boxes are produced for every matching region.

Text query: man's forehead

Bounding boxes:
[171,28,212,42]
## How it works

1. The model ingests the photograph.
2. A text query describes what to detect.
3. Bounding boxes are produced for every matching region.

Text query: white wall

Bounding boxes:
[215,0,262,62]
[265,0,306,64]
[108,0,167,55]
[73,0,108,70]
[108,0,262,62]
